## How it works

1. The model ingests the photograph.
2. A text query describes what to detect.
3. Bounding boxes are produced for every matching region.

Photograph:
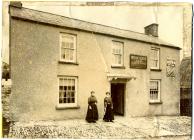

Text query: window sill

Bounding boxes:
[150,69,162,72]
[149,101,163,105]
[111,66,125,69]
[55,105,80,110]
[58,61,79,65]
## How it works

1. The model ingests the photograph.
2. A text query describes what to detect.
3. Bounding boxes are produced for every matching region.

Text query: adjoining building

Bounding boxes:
[9,3,181,122]
[180,57,192,116]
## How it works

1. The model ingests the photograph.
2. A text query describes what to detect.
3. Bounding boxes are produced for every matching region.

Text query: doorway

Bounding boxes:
[111,83,125,116]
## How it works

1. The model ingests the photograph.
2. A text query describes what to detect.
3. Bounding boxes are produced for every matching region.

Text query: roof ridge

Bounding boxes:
[10,5,180,49]
[17,6,148,36]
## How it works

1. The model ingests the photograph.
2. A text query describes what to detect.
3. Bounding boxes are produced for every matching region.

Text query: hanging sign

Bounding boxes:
[166,59,176,77]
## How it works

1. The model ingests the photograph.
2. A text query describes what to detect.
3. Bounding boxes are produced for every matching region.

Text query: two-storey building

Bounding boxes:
[9,3,181,121]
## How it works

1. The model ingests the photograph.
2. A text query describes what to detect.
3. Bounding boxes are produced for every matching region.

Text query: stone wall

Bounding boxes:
[2,86,11,120]
[2,85,11,137]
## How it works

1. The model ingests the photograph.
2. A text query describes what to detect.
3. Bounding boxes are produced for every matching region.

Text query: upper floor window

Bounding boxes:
[60,33,76,62]
[58,76,78,107]
[150,80,161,103]
[150,48,160,69]
[112,41,124,66]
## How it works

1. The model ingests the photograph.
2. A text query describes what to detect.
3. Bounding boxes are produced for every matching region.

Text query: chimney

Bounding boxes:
[9,1,22,8]
[144,23,158,37]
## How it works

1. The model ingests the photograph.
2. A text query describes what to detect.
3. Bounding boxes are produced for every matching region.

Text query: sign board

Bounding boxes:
[130,54,147,69]
[166,59,176,77]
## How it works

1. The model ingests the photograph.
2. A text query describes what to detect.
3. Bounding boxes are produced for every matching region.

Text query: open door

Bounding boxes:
[111,83,125,115]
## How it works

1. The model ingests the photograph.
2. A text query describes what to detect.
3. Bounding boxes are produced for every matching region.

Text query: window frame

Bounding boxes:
[59,33,77,63]
[111,41,124,67]
[149,79,161,103]
[150,47,160,70]
[57,76,78,108]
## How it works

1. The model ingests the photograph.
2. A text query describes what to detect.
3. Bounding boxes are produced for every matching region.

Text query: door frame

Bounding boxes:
[110,82,126,116]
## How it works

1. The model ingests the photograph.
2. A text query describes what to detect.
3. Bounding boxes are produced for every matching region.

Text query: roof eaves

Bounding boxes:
[9,6,181,50]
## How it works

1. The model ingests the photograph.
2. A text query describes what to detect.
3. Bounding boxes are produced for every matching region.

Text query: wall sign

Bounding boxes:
[166,59,176,77]
[130,54,147,69]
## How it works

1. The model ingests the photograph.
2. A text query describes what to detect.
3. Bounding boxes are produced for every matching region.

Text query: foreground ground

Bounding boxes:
[8,116,191,139]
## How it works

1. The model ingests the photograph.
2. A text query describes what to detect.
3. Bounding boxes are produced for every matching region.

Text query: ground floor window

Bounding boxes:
[58,76,77,107]
[150,80,160,102]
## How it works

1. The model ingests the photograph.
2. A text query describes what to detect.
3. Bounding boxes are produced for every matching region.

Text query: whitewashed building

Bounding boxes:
[9,3,181,121]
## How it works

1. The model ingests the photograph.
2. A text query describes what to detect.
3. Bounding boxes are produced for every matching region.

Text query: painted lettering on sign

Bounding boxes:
[166,59,176,77]
[130,54,147,69]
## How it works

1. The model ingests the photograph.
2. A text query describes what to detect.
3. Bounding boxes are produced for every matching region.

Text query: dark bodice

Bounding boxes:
[88,96,97,105]
[104,96,113,107]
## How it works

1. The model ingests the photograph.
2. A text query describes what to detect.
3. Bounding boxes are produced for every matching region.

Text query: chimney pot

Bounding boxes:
[144,23,158,37]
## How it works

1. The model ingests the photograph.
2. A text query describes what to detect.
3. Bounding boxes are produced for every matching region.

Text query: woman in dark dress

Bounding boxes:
[103,92,114,122]
[86,91,99,123]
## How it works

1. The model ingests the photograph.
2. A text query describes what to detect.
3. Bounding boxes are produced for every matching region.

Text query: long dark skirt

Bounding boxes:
[103,104,114,122]
[86,103,98,122]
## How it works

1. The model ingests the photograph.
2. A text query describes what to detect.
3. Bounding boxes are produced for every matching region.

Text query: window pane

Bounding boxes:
[150,80,159,101]
[67,92,70,98]
[63,79,67,86]
[59,92,63,98]
[64,86,67,91]
[113,48,116,54]
[115,55,117,64]
[67,98,71,103]
[151,50,154,59]
[118,48,121,54]
[61,48,66,59]
[59,86,63,90]
[150,81,154,88]
[61,42,71,49]
[59,78,63,86]
[71,92,75,98]
[64,49,69,60]
[66,49,70,60]
[150,92,153,99]
[112,41,123,65]
[153,60,157,67]
[69,79,75,86]
[64,98,66,103]
[59,98,63,103]
[72,98,75,103]
[69,43,74,49]
[115,49,118,54]
[61,42,66,48]
[153,50,156,58]
[60,34,76,61]
[69,50,74,61]
[66,42,70,49]
[58,77,77,105]
[118,55,121,64]
[151,48,159,68]
[62,35,73,42]
[68,86,71,90]
[114,55,122,64]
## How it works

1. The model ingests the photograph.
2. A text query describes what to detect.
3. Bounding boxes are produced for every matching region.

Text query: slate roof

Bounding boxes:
[9,6,180,49]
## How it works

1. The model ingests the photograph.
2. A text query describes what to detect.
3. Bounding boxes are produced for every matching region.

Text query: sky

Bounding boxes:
[2,1,192,63]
